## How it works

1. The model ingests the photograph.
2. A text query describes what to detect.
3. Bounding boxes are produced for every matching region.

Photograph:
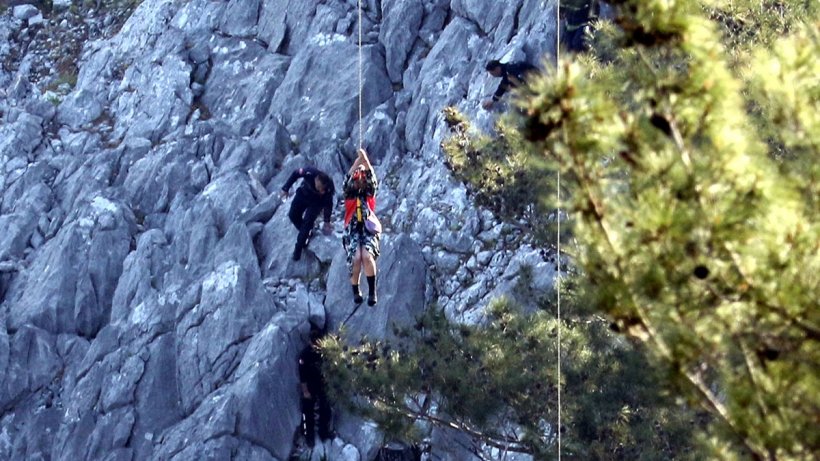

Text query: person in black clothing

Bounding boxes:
[299,326,333,447]
[280,167,335,261]
[482,60,538,110]
[562,0,600,53]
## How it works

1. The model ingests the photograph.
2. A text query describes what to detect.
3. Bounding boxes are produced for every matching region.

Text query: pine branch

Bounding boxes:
[684,369,765,461]
[662,116,774,460]
[370,396,533,454]
[560,107,771,457]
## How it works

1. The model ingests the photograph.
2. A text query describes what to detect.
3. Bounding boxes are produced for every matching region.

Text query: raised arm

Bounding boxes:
[493,79,510,101]
[358,149,378,193]
[357,148,373,171]
[282,167,307,193]
[348,155,363,175]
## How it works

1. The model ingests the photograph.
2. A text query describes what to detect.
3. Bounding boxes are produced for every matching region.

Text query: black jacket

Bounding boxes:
[299,345,325,397]
[563,0,599,29]
[492,61,538,101]
[282,167,335,222]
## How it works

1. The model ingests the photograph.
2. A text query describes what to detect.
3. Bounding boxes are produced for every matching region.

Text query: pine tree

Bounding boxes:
[324,1,819,459]
[323,295,705,459]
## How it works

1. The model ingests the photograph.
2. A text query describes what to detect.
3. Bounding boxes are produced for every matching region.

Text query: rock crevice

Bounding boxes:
[0,1,561,459]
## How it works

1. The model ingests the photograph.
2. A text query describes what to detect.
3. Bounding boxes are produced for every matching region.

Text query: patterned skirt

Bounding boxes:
[342,224,380,274]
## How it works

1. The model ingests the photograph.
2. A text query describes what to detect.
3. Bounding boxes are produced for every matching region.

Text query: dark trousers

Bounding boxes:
[301,394,332,442]
[564,24,591,53]
[288,191,322,250]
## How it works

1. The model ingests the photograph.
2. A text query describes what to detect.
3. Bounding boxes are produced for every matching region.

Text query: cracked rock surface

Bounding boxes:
[1,0,562,459]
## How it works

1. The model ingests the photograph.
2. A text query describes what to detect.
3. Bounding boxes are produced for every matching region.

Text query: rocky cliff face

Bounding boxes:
[0,0,560,459]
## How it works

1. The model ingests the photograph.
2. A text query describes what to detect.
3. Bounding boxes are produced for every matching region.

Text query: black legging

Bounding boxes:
[301,394,332,441]
[288,190,323,249]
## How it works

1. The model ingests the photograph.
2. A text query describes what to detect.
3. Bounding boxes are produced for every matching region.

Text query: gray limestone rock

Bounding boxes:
[53,0,73,10]
[111,55,192,143]
[380,0,424,83]
[114,0,186,58]
[501,245,556,293]
[452,0,513,34]
[5,197,135,336]
[200,38,290,136]
[12,5,40,21]
[257,0,319,54]
[0,111,43,159]
[347,101,398,166]
[335,413,383,461]
[0,165,54,260]
[187,31,211,67]
[122,142,193,217]
[326,233,427,341]
[240,191,283,225]
[271,42,392,159]
[0,0,564,457]
[23,97,57,121]
[53,326,183,461]
[175,222,276,414]
[0,214,36,260]
[130,333,183,459]
[198,171,257,233]
[248,116,293,182]
[110,229,170,324]
[219,0,259,37]
[404,16,479,152]
[57,90,104,130]
[171,0,223,35]
[154,312,306,460]
[0,325,61,413]
[0,326,61,459]
[27,14,44,27]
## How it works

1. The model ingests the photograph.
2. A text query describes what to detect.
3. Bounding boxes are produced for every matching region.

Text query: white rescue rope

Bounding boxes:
[555,1,562,459]
[358,0,364,150]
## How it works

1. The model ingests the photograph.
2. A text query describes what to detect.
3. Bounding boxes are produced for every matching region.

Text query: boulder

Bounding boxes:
[257,0,319,54]
[219,0,259,37]
[199,38,290,136]
[12,5,40,21]
[52,0,73,11]
[153,312,307,461]
[6,197,135,336]
[379,0,424,83]
[0,325,61,413]
[270,42,392,161]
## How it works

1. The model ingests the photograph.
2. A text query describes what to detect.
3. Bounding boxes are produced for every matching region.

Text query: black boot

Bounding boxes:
[367,275,377,306]
[292,244,302,261]
[352,284,363,304]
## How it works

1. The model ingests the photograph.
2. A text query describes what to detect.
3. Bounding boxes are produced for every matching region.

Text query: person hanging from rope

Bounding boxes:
[299,324,333,448]
[561,0,600,53]
[280,167,335,261]
[481,59,538,110]
[342,148,381,306]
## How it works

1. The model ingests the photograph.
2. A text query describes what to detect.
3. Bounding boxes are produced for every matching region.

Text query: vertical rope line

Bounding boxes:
[556,0,561,68]
[555,1,562,460]
[358,0,363,150]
